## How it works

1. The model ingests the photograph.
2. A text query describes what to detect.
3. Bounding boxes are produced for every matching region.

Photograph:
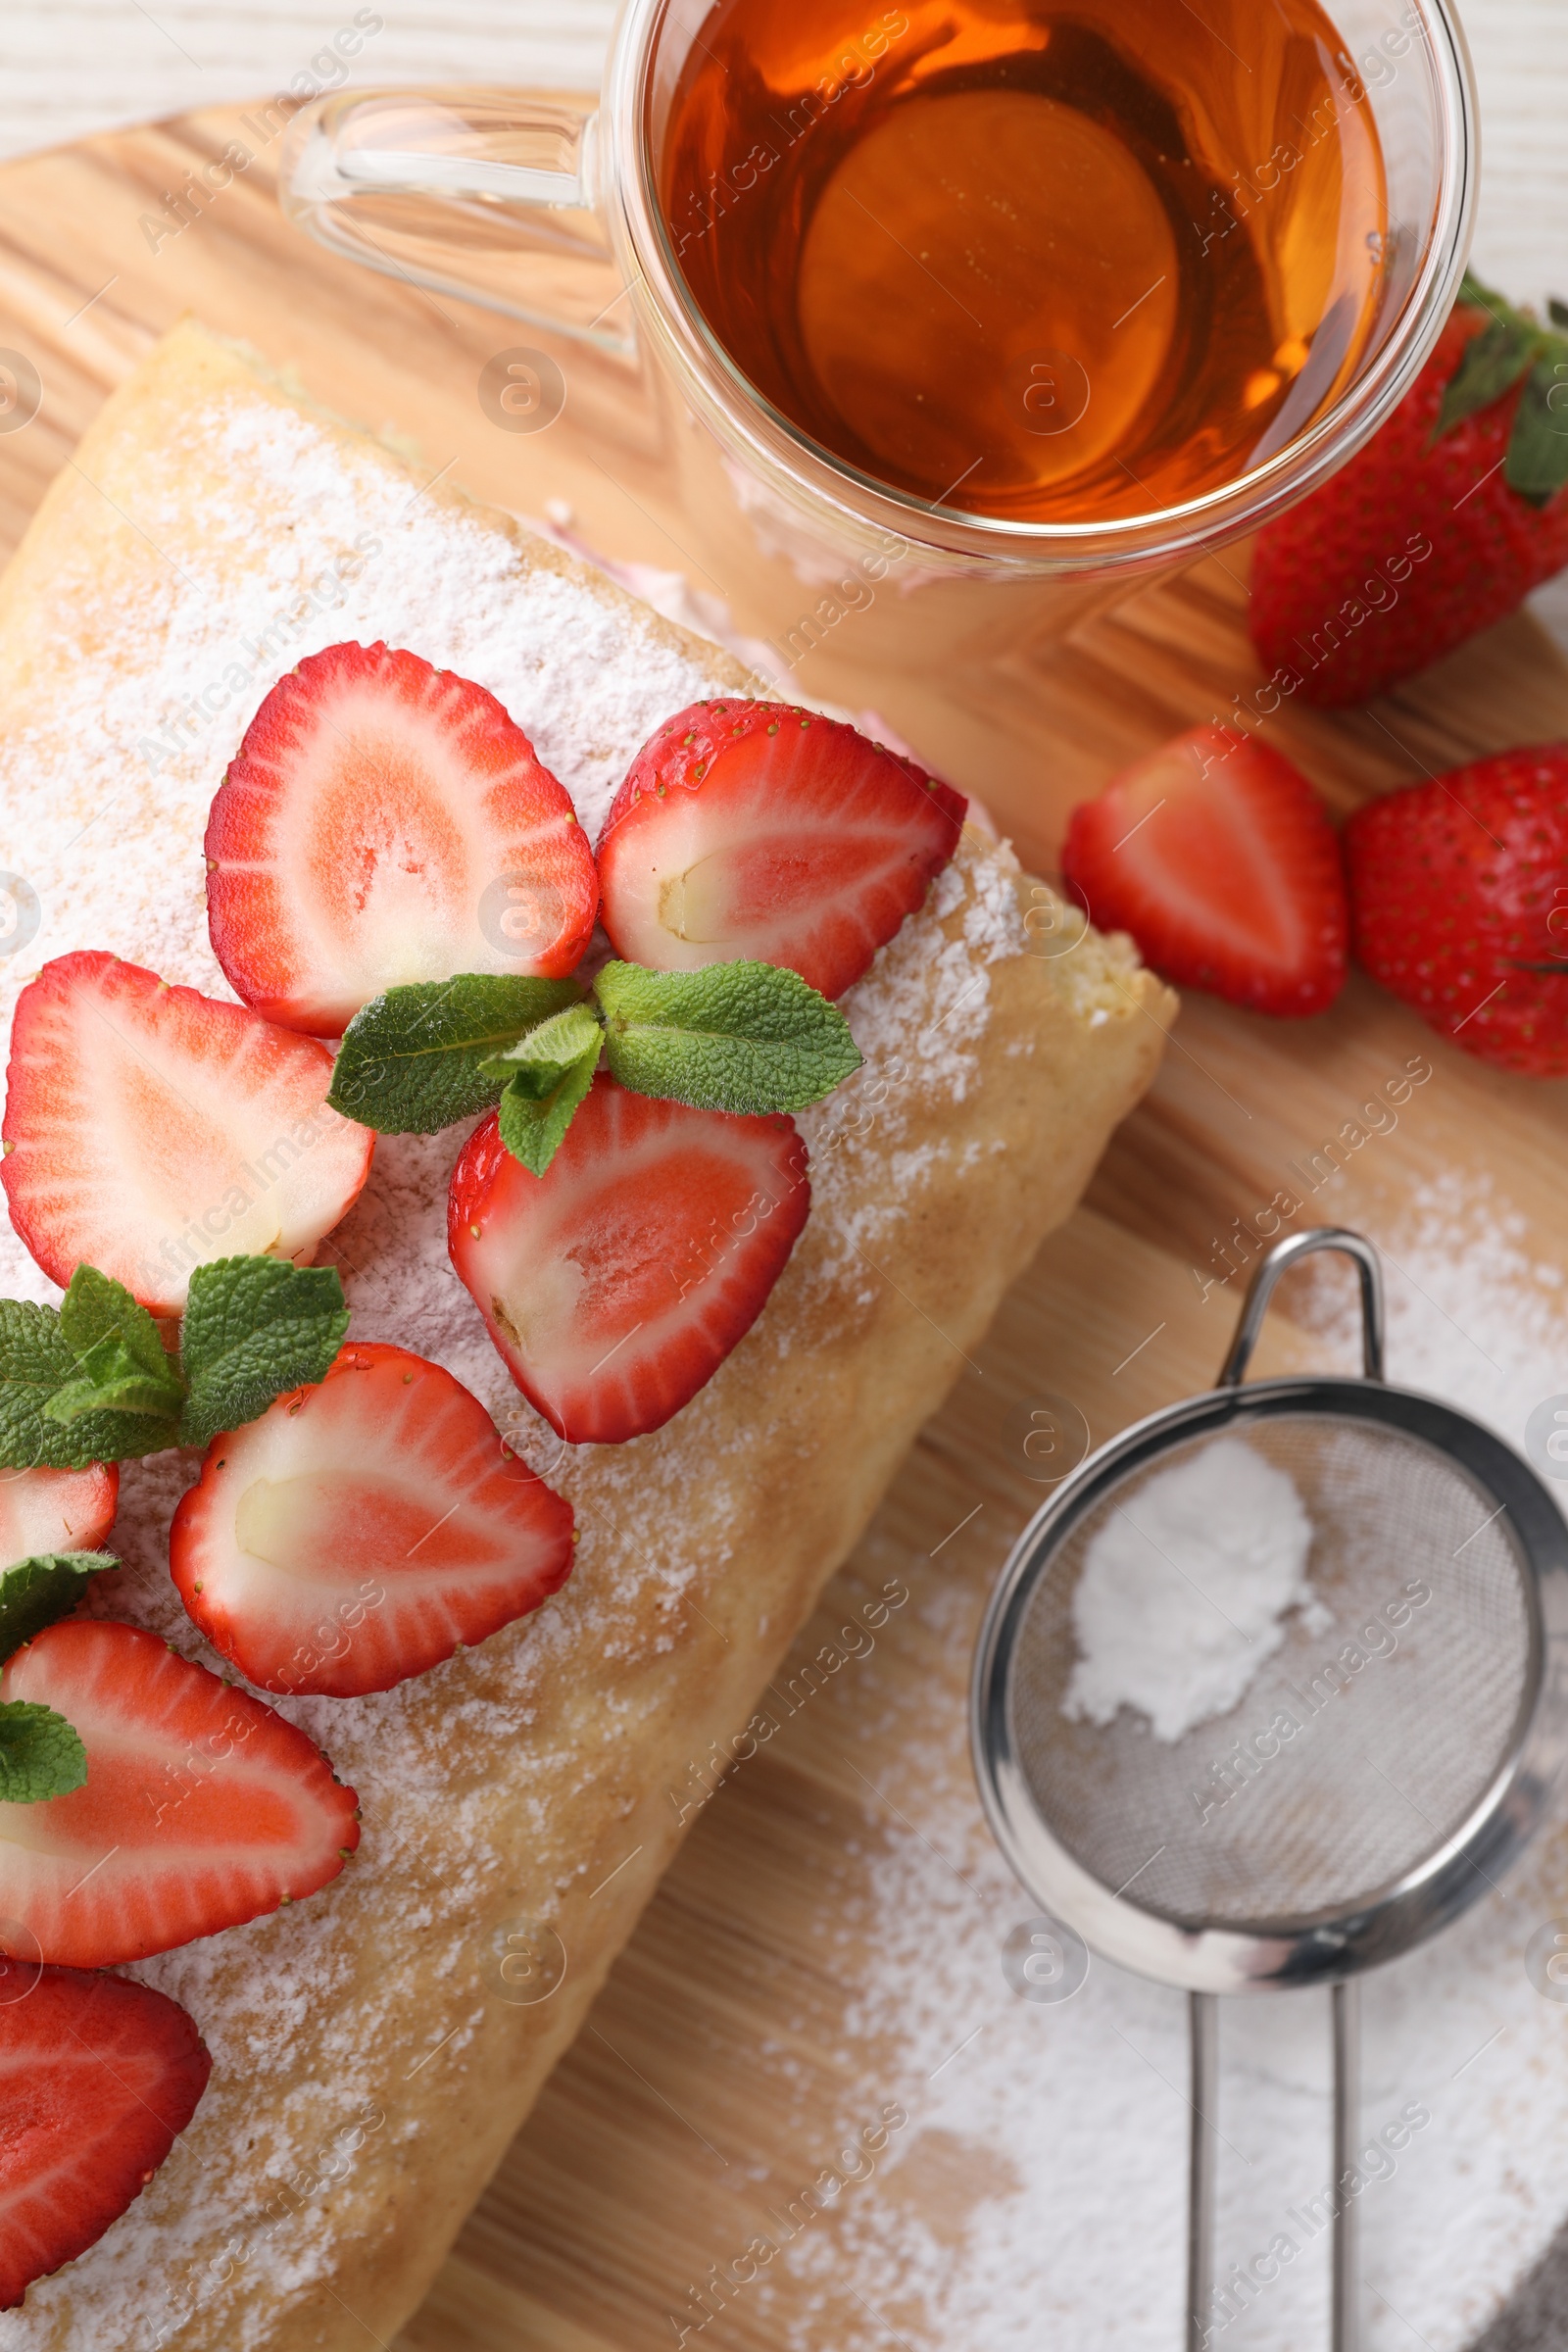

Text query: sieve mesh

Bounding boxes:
[1008,1414,1534,1929]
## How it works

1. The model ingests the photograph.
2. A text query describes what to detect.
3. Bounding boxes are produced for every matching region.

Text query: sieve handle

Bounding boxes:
[1186,1991,1218,2351]
[1186,1984,1361,2350]
[1333,1979,1361,2352]
[1217,1228,1385,1388]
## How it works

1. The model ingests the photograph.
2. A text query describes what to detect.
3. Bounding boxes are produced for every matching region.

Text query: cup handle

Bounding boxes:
[279,86,633,353]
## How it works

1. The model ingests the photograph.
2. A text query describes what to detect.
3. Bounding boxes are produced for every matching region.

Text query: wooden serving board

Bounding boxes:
[5,103,1568,2352]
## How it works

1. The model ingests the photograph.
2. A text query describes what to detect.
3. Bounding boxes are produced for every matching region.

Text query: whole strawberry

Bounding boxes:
[1250,276,1568,705]
[1345,746,1568,1076]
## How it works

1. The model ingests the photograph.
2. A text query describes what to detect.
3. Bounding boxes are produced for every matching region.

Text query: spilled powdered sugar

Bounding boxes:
[725,1166,1568,2352]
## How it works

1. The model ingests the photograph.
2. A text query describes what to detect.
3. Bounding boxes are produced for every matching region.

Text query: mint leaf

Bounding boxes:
[60,1266,172,1381]
[0,1700,87,1803]
[497,1042,601,1177]
[488,1003,606,1173]
[595,959,861,1113]
[0,1300,79,1466]
[0,1256,350,1466]
[44,1268,184,1444]
[0,1552,115,1662]
[329,976,587,1133]
[1504,358,1568,506]
[0,1298,176,1471]
[479,1001,604,1093]
[178,1256,350,1449]
[44,1333,185,1428]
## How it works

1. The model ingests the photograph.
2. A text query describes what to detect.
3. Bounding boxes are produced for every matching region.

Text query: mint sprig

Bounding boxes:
[0,1297,180,1470]
[0,1700,87,1804]
[332,958,861,1176]
[44,1267,185,1439]
[596,960,862,1114]
[178,1258,350,1449]
[0,1551,115,1659]
[327,975,586,1133]
[1440,271,1568,508]
[0,1256,352,1471]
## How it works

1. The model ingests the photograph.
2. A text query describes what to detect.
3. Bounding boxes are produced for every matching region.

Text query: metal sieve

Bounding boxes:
[972,1228,1568,2352]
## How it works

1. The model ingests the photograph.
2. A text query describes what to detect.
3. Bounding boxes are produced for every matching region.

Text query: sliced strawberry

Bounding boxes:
[0,1964,211,2310]
[596,700,965,1001]
[170,1342,575,1697]
[0,1465,117,1564]
[206,641,599,1035]
[0,1619,359,1967]
[1059,724,1348,1017]
[449,1075,809,1445]
[0,952,374,1315]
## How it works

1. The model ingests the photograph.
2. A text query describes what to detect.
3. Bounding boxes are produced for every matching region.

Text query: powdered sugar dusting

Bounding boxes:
[209,400,730,848]
[728,1165,1568,2352]
[0,393,742,1081]
[791,840,1028,1298]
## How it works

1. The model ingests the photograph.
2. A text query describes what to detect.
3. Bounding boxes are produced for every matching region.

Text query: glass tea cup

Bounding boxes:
[280,0,1476,809]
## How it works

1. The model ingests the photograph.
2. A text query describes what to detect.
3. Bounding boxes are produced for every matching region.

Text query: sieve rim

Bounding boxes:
[972,1374,1568,1994]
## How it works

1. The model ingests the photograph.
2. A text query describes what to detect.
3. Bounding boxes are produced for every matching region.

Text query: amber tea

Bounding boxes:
[659,0,1389,521]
